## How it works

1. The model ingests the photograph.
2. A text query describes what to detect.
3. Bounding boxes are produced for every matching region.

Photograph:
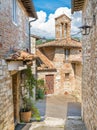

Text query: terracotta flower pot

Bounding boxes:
[20,111,32,123]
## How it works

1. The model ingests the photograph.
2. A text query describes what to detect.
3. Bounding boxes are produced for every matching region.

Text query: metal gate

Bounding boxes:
[45,75,54,94]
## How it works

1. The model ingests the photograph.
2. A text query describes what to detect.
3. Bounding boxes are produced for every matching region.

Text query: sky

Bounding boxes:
[31,0,82,39]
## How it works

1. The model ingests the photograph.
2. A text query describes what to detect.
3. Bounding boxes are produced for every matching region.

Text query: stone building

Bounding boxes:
[72,0,97,130]
[30,34,41,100]
[0,0,37,130]
[36,14,82,99]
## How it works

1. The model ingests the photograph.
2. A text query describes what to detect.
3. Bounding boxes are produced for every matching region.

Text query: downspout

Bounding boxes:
[29,18,37,52]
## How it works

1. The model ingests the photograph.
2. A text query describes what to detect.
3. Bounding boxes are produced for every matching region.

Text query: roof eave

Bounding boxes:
[20,0,38,18]
[71,0,85,14]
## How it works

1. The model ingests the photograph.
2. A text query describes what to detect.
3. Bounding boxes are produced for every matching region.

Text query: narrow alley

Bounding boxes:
[19,95,86,130]
[1,0,97,130]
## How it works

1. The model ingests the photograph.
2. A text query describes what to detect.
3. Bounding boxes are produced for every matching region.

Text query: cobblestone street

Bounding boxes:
[19,95,86,130]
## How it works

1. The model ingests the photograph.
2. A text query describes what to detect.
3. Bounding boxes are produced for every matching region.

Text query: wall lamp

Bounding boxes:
[79,15,96,35]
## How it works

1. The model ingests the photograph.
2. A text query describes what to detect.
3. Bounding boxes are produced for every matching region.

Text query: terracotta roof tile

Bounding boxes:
[37,38,82,48]
[36,49,56,70]
[5,50,37,61]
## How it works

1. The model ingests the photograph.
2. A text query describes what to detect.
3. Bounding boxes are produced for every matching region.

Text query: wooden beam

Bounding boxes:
[10,70,18,75]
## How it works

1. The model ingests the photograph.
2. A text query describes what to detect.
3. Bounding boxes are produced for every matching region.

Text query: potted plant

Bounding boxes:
[20,67,40,122]
[20,97,32,122]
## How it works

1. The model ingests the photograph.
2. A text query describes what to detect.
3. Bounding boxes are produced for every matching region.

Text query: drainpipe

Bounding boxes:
[29,18,37,52]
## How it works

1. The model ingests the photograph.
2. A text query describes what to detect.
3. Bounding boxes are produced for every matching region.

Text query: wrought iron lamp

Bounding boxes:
[79,15,96,35]
[79,24,92,35]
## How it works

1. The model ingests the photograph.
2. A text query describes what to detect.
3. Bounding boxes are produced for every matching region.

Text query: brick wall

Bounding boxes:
[0,0,29,129]
[82,0,97,129]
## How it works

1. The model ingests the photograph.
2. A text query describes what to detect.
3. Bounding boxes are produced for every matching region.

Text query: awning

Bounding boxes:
[6,50,37,61]
[5,50,37,71]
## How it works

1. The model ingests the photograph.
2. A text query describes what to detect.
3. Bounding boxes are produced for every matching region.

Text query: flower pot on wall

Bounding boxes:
[20,110,32,123]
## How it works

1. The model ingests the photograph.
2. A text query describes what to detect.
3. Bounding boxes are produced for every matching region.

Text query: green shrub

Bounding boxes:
[36,88,45,99]
[36,79,45,100]
[31,104,41,121]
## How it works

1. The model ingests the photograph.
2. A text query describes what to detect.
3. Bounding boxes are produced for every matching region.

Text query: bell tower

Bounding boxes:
[55,14,71,40]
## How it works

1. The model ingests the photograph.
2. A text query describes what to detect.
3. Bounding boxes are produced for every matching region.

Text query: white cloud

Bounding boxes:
[71,11,82,35]
[31,7,82,39]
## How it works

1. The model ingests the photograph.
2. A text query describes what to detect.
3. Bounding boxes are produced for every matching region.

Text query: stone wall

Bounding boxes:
[37,47,82,96]
[53,47,76,94]
[74,64,82,102]
[0,0,30,129]
[41,47,55,61]
[37,71,56,93]
[0,60,14,130]
[82,0,97,129]
[31,37,37,100]
[0,0,29,57]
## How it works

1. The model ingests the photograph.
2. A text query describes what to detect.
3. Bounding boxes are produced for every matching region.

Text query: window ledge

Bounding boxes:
[12,21,18,26]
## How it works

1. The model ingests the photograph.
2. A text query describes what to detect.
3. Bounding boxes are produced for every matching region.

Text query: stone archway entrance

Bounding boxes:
[12,73,20,125]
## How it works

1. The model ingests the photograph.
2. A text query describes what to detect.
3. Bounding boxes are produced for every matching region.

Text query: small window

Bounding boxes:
[65,49,70,60]
[64,23,67,38]
[60,24,62,38]
[12,0,17,24]
[65,73,69,79]
[72,63,76,75]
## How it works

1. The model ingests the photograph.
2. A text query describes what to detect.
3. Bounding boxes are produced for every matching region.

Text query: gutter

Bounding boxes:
[29,18,38,52]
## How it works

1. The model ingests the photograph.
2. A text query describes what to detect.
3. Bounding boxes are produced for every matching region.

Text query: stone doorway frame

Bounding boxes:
[12,72,20,125]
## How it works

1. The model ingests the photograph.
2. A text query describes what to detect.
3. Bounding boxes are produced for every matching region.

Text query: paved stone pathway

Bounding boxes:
[65,119,86,130]
[16,95,86,130]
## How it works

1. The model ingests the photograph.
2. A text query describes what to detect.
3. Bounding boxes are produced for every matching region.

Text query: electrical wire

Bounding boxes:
[71,31,81,36]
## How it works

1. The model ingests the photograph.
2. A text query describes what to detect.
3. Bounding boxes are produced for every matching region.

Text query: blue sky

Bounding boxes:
[33,0,71,17]
[32,0,81,39]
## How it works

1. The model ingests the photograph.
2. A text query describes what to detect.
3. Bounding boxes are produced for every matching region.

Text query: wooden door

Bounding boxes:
[45,75,54,94]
